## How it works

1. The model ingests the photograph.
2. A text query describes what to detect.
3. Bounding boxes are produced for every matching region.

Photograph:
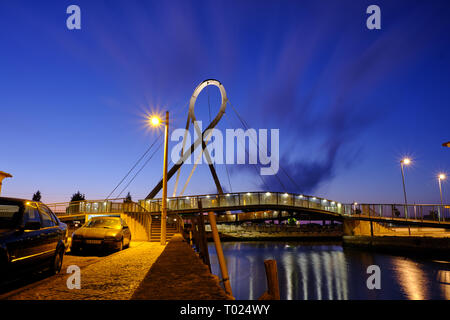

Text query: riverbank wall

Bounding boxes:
[203,224,343,241]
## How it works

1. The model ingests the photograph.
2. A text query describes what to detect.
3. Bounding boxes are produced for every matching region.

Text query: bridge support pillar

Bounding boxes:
[343,219,394,236]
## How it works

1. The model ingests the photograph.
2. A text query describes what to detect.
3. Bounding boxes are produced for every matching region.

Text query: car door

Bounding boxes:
[10,205,43,268]
[38,204,60,258]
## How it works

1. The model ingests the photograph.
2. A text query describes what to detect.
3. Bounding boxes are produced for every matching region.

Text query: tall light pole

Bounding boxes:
[438,174,446,222]
[150,112,169,245]
[400,158,411,235]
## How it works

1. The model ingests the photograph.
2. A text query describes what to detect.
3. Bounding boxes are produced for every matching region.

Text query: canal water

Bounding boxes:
[208,241,450,300]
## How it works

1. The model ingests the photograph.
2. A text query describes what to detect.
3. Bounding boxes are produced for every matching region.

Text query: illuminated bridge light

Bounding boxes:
[226,194,230,197]
[265,192,271,196]
[283,193,288,197]
[246,193,251,196]
[298,195,303,198]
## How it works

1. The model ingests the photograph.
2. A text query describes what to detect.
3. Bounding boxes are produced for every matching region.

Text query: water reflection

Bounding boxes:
[393,259,429,300]
[208,241,450,300]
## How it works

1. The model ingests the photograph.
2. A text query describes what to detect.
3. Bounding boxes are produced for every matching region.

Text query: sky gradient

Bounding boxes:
[1,0,449,205]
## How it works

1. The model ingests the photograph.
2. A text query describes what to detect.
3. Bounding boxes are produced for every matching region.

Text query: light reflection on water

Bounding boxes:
[208,241,450,300]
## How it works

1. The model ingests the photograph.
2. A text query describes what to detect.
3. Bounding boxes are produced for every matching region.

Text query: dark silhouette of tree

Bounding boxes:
[124,192,132,203]
[70,191,85,202]
[32,190,41,202]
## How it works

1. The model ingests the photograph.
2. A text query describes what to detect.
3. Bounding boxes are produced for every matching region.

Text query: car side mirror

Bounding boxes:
[24,221,41,230]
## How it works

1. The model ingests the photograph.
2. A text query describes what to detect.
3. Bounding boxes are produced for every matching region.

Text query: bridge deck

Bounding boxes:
[48,191,450,229]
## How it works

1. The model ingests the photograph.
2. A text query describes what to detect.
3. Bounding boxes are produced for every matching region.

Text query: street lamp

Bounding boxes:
[438,174,446,221]
[400,158,411,235]
[149,112,169,245]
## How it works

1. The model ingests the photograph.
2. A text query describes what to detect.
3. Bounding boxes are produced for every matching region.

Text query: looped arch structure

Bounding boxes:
[188,79,227,127]
[146,79,227,199]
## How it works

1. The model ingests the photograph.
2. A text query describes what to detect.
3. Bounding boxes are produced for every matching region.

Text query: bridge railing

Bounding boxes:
[138,191,344,215]
[47,192,344,217]
[46,192,450,225]
[343,203,450,223]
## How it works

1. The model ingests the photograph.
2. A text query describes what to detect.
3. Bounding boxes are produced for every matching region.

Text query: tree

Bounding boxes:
[32,190,41,202]
[70,191,85,202]
[124,192,132,203]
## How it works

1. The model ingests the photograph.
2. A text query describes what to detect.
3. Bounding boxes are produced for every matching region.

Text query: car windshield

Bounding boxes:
[0,205,21,229]
[85,218,121,229]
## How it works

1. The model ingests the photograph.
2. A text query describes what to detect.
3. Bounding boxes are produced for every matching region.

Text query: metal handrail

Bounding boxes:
[46,191,450,224]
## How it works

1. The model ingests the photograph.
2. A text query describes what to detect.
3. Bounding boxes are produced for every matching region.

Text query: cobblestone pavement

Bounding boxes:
[4,241,165,300]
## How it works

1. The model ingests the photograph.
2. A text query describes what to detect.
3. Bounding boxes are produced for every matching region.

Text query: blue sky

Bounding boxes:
[1,0,449,204]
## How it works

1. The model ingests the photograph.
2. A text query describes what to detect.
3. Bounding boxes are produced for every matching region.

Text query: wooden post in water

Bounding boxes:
[197,202,211,271]
[208,211,233,297]
[192,216,200,252]
[258,259,280,300]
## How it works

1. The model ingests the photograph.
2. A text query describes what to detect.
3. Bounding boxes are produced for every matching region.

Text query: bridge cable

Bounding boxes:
[116,137,164,199]
[223,112,270,191]
[172,100,191,197]
[227,99,288,192]
[227,99,302,192]
[179,121,216,196]
[105,131,162,200]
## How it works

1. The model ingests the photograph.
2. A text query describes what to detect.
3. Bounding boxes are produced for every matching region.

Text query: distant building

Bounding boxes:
[0,171,12,195]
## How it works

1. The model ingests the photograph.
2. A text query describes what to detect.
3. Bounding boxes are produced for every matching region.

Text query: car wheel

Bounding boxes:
[50,247,64,274]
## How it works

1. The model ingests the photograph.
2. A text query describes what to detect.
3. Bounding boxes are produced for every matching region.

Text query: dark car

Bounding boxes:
[71,216,131,253]
[0,197,68,283]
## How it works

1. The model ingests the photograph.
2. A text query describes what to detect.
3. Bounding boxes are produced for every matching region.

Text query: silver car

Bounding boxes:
[71,216,131,253]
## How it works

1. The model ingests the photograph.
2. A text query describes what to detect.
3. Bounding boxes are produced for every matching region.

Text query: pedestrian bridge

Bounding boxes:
[48,191,450,228]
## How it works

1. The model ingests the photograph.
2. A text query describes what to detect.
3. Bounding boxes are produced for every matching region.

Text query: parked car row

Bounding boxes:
[0,197,131,286]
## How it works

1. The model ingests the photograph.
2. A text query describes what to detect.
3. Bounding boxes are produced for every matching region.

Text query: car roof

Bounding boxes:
[0,197,31,205]
[0,197,47,209]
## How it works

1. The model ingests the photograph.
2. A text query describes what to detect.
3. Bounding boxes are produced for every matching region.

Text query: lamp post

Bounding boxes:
[438,174,446,221]
[400,158,411,235]
[150,112,169,245]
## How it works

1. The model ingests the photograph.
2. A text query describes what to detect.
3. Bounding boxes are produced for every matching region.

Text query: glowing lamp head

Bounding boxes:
[401,158,411,165]
[149,116,161,127]
[439,174,446,180]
